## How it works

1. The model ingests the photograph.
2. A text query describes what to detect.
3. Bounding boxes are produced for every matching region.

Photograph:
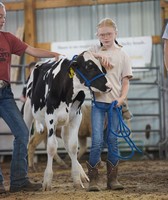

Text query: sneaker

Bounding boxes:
[0,183,6,194]
[10,180,42,193]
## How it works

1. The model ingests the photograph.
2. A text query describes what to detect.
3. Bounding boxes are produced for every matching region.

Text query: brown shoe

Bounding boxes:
[107,160,124,190]
[0,183,6,194]
[86,161,101,192]
[10,180,42,193]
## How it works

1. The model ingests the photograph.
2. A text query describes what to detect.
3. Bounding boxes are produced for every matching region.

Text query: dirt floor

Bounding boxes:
[1,154,168,200]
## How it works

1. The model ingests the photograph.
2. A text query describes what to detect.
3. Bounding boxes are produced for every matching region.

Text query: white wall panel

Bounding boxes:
[44,9,55,42]
[130,2,142,36]
[67,7,80,41]
[5,11,18,34]
[141,1,155,35]
[16,10,24,28]
[36,10,44,42]
[115,3,130,37]
[97,4,105,22]
[78,6,92,40]
[104,4,117,24]
[90,6,99,39]
[54,8,67,42]
[154,0,163,35]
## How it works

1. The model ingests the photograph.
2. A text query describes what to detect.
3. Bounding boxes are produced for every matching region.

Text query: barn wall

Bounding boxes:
[3,1,162,69]
[1,0,167,155]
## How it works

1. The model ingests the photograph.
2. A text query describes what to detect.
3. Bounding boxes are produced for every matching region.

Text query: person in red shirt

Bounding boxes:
[0,2,61,193]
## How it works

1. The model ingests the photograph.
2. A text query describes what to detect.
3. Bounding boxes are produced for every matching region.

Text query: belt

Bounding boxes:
[0,80,9,88]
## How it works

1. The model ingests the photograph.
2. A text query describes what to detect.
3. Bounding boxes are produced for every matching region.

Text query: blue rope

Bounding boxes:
[93,99,143,160]
[75,68,106,87]
[68,55,78,68]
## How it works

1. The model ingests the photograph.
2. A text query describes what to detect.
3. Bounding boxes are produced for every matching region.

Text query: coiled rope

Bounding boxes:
[92,97,143,160]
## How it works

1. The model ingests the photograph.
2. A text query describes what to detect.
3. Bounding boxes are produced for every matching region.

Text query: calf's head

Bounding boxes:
[70,51,112,93]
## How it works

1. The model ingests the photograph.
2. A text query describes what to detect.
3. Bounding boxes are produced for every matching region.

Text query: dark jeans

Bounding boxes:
[0,86,29,186]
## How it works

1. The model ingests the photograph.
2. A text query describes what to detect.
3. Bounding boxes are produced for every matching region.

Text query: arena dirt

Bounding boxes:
[1,156,168,200]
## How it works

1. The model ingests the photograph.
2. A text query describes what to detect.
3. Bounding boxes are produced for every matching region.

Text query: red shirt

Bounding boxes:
[0,31,28,82]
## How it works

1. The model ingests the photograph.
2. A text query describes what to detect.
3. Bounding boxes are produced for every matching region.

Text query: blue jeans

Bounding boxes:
[0,86,29,186]
[89,101,119,167]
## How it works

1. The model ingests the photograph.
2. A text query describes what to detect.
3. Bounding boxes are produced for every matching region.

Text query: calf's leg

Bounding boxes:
[43,133,58,191]
[28,127,47,171]
[78,137,87,160]
[62,122,89,188]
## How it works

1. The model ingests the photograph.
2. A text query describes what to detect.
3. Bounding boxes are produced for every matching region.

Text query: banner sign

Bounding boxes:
[118,36,152,67]
[51,36,152,68]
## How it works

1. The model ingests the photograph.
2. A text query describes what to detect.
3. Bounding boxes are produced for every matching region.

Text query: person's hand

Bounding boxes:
[115,97,125,107]
[92,52,113,70]
[99,55,113,70]
[57,54,67,60]
[20,96,26,103]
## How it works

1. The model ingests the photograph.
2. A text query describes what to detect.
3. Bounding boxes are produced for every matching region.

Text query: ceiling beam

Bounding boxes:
[4,2,24,11]
[4,0,146,11]
[35,0,145,9]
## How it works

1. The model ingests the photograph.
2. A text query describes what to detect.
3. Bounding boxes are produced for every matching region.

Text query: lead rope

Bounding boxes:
[91,93,143,160]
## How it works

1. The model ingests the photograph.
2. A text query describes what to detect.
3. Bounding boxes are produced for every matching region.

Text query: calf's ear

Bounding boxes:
[70,60,78,68]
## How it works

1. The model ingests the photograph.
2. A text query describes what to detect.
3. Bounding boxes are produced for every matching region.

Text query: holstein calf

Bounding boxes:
[24,51,111,190]
[28,103,92,171]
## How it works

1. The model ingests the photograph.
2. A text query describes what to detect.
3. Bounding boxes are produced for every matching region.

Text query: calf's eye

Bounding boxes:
[88,61,93,66]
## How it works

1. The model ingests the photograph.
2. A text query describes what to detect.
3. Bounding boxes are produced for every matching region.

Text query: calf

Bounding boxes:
[24,51,111,190]
[28,103,91,171]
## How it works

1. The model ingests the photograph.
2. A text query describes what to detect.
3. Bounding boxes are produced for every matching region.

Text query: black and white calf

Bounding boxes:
[24,51,111,191]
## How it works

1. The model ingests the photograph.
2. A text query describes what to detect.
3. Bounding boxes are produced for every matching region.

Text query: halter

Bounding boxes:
[75,69,106,88]
[69,55,106,89]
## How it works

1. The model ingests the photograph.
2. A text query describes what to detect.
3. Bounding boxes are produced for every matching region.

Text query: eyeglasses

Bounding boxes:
[98,32,113,39]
